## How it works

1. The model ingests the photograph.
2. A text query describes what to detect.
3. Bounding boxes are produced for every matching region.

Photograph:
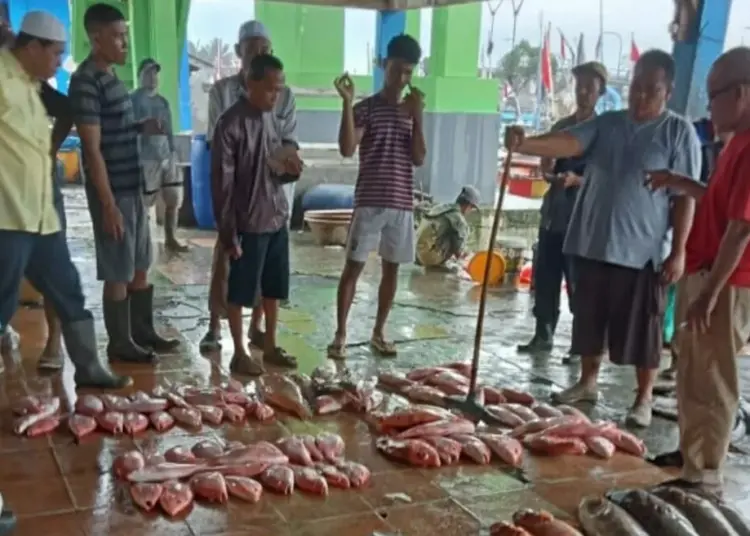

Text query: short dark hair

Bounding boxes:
[386,34,421,65]
[635,49,675,85]
[12,31,54,48]
[247,53,284,82]
[84,3,125,33]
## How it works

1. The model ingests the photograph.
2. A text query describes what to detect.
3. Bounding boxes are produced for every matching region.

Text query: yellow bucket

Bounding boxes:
[467,251,506,286]
[57,149,81,183]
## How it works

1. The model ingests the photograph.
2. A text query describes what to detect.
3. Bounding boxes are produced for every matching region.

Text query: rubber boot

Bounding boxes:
[517,320,554,353]
[103,298,156,363]
[0,492,15,536]
[62,318,133,388]
[130,285,180,353]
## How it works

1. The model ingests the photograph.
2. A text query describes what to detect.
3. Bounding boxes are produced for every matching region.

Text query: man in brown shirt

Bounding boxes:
[211,54,302,375]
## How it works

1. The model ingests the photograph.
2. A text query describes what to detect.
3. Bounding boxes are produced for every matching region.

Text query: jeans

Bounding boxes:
[532,228,576,326]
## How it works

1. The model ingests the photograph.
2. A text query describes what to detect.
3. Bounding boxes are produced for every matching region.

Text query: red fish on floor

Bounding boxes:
[113,450,146,479]
[396,417,475,439]
[421,435,462,465]
[316,433,345,462]
[195,405,223,425]
[68,414,97,440]
[376,437,441,468]
[476,433,524,467]
[160,480,194,517]
[164,446,197,464]
[123,412,149,435]
[130,482,163,512]
[74,394,103,417]
[149,411,175,432]
[315,463,350,489]
[190,471,229,503]
[169,407,202,428]
[260,464,294,494]
[293,465,329,495]
[335,460,371,488]
[225,475,263,502]
[277,436,314,466]
[96,411,124,435]
[452,434,492,464]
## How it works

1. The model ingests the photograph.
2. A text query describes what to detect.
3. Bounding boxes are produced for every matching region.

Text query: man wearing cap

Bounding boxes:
[200,20,300,368]
[131,57,186,252]
[0,11,131,388]
[69,3,179,364]
[517,61,606,360]
[505,49,701,428]
[415,186,480,269]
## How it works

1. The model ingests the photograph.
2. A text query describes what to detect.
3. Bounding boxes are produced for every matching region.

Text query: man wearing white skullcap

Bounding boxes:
[0,10,130,390]
[200,20,301,371]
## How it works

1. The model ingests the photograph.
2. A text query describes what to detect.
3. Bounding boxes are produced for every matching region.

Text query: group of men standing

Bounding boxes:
[513,46,750,497]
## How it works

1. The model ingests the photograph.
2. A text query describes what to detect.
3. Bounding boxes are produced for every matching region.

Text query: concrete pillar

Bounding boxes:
[374,10,406,92]
[429,3,481,78]
[669,0,733,117]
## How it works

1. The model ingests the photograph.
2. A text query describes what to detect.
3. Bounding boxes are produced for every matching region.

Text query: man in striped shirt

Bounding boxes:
[327,34,426,360]
[69,3,178,364]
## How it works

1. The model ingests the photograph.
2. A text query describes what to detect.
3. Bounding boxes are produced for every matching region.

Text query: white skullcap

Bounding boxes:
[19,11,67,43]
[238,21,270,43]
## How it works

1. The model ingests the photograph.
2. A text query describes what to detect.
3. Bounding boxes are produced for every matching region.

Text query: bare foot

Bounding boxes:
[229,351,265,376]
[165,239,189,253]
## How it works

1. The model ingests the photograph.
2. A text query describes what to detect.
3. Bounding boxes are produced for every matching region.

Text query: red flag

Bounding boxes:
[630,35,640,62]
[540,24,553,94]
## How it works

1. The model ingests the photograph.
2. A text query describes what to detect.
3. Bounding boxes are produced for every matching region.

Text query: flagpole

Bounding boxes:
[598,0,604,62]
[534,12,543,132]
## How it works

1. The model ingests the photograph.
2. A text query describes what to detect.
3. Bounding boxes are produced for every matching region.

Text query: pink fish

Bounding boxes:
[301,435,325,462]
[532,403,564,419]
[452,434,492,464]
[421,435,462,465]
[190,471,229,503]
[164,446,197,464]
[122,399,169,414]
[14,397,60,435]
[260,464,294,494]
[406,367,450,382]
[191,440,224,459]
[293,465,329,495]
[223,391,253,406]
[511,416,581,438]
[262,373,313,420]
[213,462,268,478]
[504,403,541,423]
[166,392,190,409]
[316,433,345,462]
[585,436,616,459]
[277,436,314,466]
[335,460,371,488]
[524,434,588,456]
[314,394,345,415]
[476,433,524,467]
[160,480,194,517]
[374,405,456,433]
[212,441,288,466]
[68,414,97,440]
[403,384,446,406]
[169,407,202,428]
[74,394,103,417]
[220,403,246,424]
[557,404,590,422]
[225,475,263,502]
[376,437,441,468]
[484,405,526,428]
[12,396,42,416]
[96,411,124,435]
[247,400,275,422]
[500,388,536,406]
[113,450,146,479]
[540,420,604,439]
[130,482,163,511]
[149,411,175,432]
[315,463,350,489]
[443,362,474,377]
[100,394,128,411]
[424,370,471,395]
[123,412,149,435]
[481,386,508,405]
[396,418,475,439]
[377,371,415,391]
[598,428,646,457]
[27,417,60,437]
[128,462,206,483]
[195,404,223,425]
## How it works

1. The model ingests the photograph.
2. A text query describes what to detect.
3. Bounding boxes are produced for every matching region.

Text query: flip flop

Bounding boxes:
[370,337,397,357]
[264,347,297,368]
[327,342,347,361]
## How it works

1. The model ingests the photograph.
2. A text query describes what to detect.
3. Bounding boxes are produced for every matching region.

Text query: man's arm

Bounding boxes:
[278,88,298,147]
[39,82,74,155]
[411,113,427,167]
[338,99,365,158]
[68,75,116,208]
[210,118,238,250]
[513,116,599,159]
[163,98,175,153]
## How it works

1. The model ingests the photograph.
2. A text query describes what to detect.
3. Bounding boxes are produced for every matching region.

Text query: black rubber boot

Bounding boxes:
[517,320,554,353]
[648,450,683,468]
[63,318,133,389]
[103,298,156,363]
[130,285,180,353]
[0,508,15,536]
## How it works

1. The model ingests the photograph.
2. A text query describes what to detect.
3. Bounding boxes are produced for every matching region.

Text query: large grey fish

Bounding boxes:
[577,496,649,536]
[606,489,699,536]
[650,487,739,536]
[712,500,750,536]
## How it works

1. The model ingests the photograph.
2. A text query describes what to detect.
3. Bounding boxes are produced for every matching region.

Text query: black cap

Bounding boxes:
[137,58,161,75]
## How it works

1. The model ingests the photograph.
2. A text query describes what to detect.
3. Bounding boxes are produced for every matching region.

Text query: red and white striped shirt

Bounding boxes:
[353,94,414,211]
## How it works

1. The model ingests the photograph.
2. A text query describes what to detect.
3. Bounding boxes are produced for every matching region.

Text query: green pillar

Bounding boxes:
[405,10,420,41]
[255,2,302,73]
[429,3,481,78]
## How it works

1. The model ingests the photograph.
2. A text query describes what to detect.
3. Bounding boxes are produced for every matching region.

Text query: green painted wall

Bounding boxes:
[70,0,188,130]
[405,10,420,42]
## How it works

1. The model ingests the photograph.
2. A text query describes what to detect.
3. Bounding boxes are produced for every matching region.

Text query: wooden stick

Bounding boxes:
[468,151,515,393]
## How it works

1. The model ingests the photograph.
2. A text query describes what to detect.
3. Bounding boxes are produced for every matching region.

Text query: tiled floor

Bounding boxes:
[1,187,749,534]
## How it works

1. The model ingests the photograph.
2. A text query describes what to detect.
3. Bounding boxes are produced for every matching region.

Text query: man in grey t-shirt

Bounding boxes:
[505,50,701,428]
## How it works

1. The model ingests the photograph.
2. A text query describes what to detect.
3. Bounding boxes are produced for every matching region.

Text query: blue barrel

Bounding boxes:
[191,134,215,230]
[301,184,355,213]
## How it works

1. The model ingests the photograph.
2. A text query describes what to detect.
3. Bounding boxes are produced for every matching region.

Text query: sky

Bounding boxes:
[188,0,750,76]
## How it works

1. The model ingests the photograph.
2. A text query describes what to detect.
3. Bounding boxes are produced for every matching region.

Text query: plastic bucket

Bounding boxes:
[467,251,506,286]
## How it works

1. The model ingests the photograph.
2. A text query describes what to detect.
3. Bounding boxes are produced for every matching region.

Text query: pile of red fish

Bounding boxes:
[490,509,582,535]
[12,396,62,437]
[113,432,370,517]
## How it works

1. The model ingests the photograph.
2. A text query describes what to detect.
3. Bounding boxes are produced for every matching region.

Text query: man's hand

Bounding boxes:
[561,172,582,188]
[685,287,719,334]
[504,125,525,151]
[283,152,304,176]
[139,118,164,135]
[661,249,686,284]
[334,73,354,103]
[102,202,125,241]
[227,243,242,260]
[644,169,679,191]
[402,86,425,119]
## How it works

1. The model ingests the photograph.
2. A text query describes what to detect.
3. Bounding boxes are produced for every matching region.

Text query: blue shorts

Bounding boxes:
[227,227,290,308]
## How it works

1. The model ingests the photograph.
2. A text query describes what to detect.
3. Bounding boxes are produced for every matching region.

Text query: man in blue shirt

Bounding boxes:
[517,62,607,360]
[505,50,701,428]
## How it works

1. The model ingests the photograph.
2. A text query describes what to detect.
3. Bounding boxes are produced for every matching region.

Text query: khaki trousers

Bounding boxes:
[675,271,750,485]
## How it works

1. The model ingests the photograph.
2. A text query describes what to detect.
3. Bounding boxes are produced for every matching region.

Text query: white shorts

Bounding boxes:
[346,207,414,264]
[143,159,182,209]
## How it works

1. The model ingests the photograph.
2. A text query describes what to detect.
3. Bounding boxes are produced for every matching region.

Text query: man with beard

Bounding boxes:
[517,61,607,362]
[131,57,187,252]
[199,20,299,372]
[69,3,178,364]
[504,50,701,428]
[647,47,750,497]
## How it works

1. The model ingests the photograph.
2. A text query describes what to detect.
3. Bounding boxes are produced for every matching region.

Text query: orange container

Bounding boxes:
[57,149,81,183]
[467,251,506,286]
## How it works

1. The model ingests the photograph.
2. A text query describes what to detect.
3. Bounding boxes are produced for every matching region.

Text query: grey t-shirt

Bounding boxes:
[130,88,174,162]
[562,109,701,269]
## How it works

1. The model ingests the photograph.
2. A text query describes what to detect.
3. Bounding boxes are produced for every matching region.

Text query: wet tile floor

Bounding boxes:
[2,187,750,534]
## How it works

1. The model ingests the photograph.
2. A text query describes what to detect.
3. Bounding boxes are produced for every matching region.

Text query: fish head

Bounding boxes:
[409,440,441,467]
[160,480,194,516]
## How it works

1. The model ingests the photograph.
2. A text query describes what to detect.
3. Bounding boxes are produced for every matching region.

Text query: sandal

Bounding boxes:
[327,342,347,361]
[263,347,298,368]
[229,353,265,376]
[370,337,397,357]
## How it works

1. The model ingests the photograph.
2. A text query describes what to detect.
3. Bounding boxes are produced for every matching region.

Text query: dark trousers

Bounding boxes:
[0,230,90,332]
[532,229,576,329]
